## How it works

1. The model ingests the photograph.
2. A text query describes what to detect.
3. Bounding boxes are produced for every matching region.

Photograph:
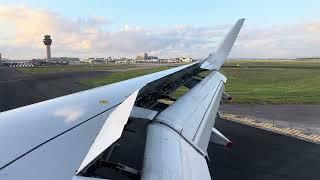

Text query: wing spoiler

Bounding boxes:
[77,89,139,175]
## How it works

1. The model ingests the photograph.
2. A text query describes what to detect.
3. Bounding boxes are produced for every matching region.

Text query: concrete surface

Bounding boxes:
[221,104,320,134]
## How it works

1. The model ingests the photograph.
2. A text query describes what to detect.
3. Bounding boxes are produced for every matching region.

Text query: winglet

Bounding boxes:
[201,18,245,70]
[77,89,139,174]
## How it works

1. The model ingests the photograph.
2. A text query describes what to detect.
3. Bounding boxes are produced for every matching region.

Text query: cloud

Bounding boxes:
[231,22,320,58]
[0,5,110,59]
[1,5,320,59]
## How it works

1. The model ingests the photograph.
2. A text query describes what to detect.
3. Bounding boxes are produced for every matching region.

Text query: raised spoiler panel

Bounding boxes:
[136,62,201,107]
[77,89,139,174]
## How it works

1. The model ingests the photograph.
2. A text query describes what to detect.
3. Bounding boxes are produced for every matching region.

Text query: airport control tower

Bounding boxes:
[43,35,52,61]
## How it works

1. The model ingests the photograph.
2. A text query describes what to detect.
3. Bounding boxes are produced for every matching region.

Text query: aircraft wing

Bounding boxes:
[142,19,245,180]
[0,19,244,180]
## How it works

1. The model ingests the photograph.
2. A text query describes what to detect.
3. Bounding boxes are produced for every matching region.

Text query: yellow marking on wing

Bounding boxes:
[99,99,109,105]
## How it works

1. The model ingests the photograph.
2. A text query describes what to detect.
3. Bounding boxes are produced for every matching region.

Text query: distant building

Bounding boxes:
[49,57,80,64]
[81,58,106,64]
[158,59,168,63]
[148,56,158,60]
[157,58,179,63]
[179,57,193,63]
[169,58,181,63]
[144,53,148,60]
[32,59,47,66]
[136,55,144,60]
[136,53,158,60]
[106,56,113,63]
[43,35,52,62]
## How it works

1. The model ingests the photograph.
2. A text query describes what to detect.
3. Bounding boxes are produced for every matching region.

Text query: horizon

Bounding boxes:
[0,1,320,59]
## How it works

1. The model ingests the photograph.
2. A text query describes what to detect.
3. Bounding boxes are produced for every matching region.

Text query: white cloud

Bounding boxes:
[1,5,320,59]
[230,22,320,58]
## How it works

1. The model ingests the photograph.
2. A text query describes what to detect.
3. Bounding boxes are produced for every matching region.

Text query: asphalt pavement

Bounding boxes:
[0,67,109,112]
[208,118,320,180]
[221,104,320,135]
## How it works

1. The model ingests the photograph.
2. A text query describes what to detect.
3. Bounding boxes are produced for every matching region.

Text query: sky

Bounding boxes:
[0,0,320,59]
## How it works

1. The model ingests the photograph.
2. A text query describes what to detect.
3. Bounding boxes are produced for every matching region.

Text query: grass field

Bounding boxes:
[224,59,320,69]
[221,60,320,104]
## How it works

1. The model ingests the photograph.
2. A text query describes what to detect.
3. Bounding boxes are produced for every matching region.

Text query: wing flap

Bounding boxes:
[155,71,226,152]
[141,123,211,180]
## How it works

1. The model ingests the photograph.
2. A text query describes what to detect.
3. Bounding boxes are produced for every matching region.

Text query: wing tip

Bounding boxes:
[200,18,245,70]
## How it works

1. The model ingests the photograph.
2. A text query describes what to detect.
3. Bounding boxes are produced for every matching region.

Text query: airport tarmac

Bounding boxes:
[0,66,109,112]
[208,118,320,180]
[97,117,320,180]
[220,104,320,135]
[0,66,319,179]
[0,64,175,112]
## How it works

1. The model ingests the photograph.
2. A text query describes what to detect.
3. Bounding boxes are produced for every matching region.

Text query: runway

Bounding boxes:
[0,64,175,112]
[0,67,109,112]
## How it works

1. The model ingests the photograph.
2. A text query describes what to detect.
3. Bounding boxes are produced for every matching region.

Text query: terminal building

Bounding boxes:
[136,53,158,61]
[49,57,80,64]
[80,58,107,64]
[179,57,193,63]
